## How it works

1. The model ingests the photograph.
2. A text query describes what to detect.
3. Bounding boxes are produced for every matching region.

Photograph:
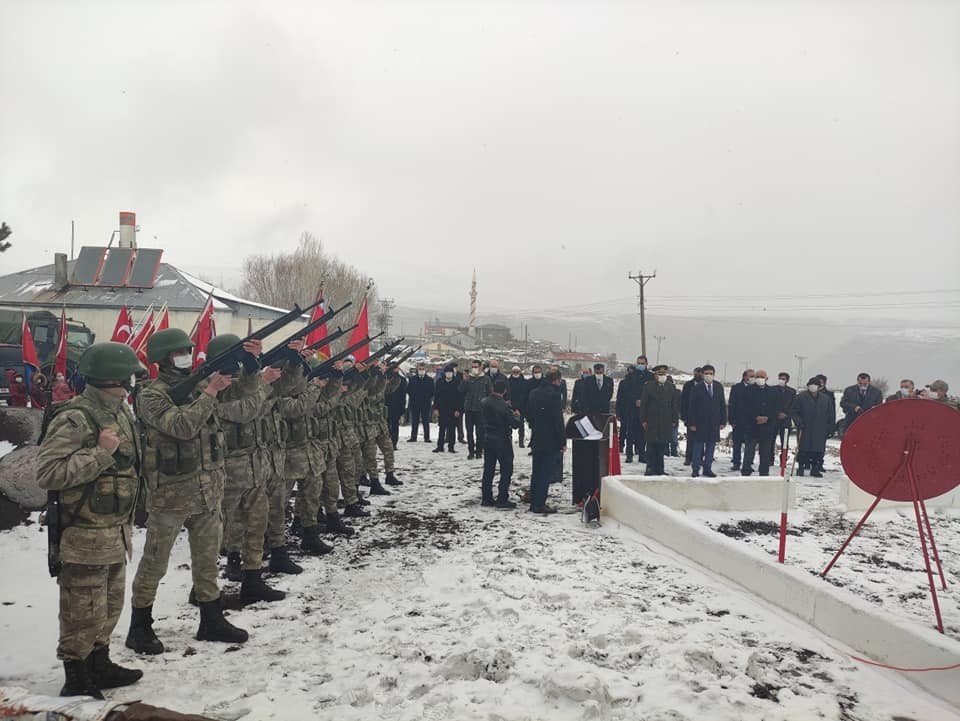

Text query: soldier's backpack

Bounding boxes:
[581,489,601,527]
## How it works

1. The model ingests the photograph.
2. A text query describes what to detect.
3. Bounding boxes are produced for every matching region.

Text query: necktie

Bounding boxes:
[597,377,602,390]
[707,383,713,398]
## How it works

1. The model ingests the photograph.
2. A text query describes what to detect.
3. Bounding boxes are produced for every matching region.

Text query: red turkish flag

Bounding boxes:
[156,305,169,331]
[305,289,330,359]
[54,307,68,378]
[21,314,40,371]
[110,305,134,343]
[128,310,154,352]
[346,296,369,362]
[191,297,216,369]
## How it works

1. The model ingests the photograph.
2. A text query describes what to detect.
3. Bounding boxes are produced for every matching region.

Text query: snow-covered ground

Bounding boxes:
[1,435,958,721]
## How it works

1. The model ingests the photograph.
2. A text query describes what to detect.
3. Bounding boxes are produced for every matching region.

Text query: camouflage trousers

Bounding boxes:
[293,472,322,530]
[361,423,395,479]
[266,472,295,550]
[131,507,222,608]
[57,561,125,661]
[336,441,360,506]
[223,482,268,571]
[320,441,341,514]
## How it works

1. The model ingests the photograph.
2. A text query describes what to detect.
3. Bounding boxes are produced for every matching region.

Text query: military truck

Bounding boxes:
[0,310,95,404]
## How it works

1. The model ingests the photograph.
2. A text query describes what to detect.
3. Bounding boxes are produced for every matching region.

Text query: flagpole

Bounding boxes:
[128,303,155,345]
[190,288,215,339]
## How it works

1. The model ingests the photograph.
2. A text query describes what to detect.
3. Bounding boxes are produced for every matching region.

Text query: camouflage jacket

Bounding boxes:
[37,386,142,565]
[276,366,324,479]
[135,367,225,514]
[312,378,343,446]
[219,370,272,489]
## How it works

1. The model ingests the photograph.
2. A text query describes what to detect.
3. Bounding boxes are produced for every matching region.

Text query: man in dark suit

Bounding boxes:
[680,367,703,465]
[384,364,408,450]
[526,370,566,514]
[628,355,653,461]
[727,369,755,469]
[686,364,727,477]
[581,362,614,415]
[740,369,783,476]
[570,368,591,415]
[840,373,883,434]
[406,362,434,442]
[771,371,797,467]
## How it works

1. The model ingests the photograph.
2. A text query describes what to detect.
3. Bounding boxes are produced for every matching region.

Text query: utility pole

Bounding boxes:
[795,354,807,387]
[377,297,396,336]
[654,335,666,365]
[70,220,75,260]
[628,270,656,356]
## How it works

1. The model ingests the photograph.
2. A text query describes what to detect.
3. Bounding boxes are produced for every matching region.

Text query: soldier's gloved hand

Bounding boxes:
[260,366,282,385]
[98,428,121,453]
[242,339,263,357]
[204,372,233,396]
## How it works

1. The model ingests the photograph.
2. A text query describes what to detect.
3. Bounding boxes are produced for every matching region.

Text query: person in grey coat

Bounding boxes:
[790,377,836,477]
[638,364,679,476]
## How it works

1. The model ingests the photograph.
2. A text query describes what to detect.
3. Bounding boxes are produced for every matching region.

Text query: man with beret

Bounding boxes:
[924,379,960,410]
[637,364,679,476]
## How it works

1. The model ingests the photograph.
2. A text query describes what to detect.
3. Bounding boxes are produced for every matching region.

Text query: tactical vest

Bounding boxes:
[224,416,259,456]
[46,395,140,528]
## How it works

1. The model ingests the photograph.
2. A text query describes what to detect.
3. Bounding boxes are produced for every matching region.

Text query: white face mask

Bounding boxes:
[173,355,193,370]
[444,371,454,380]
[490,368,499,375]
[470,368,480,376]
[746,377,755,385]
[900,387,912,396]
[657,374,667,384]
[703,374,714,383]
[858,383,869,391]
[778,379,787,386]
[807,384,820,393]
[417,370,426,377]
[129,374,137,389]
[342,361,354,371]
[755,377,767,387]
[533,372,542,379]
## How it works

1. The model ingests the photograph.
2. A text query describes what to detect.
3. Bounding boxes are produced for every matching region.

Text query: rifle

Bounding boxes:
[303,324,358,353]
[358,337,406,372]
[167,299,320,405]
[37,389,63,577]
[258,303,352,368]
[389,344,423,367]
[264,324,356,371]
[306,332,384,380]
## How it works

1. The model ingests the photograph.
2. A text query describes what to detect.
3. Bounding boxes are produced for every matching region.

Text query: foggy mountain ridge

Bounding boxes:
[393,304,959,387]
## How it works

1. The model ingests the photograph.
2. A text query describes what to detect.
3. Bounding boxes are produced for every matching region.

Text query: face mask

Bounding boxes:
[900,387,912,396]
[417,370,426,377]
[703,374,714,383]
[129,374,137,389]
[490,368,499,375]
[778,379,787,386]
[444,371,454,380]
[657,374,667,384]
[637,364,646,371]
[755,377,767,387]
[858,383,869,390]
[746,377,755,385]
[14,377,23,384]
[533,372,542,380]
[173,355,193,370]
[342,362,354,371]
[56,375,65,382]
[582,373,590,380]
[470,368,480,376]
[807,384,820,393]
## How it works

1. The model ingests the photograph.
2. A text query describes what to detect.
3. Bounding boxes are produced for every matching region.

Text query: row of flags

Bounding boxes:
[18,285,372,387]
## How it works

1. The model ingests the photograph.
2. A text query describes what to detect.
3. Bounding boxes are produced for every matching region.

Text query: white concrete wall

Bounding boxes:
[840,478,960,512]
[601,476,960,708]
[613,474,794,511]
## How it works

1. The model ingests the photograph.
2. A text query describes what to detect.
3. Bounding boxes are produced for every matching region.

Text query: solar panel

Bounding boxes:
[70,247,107,285]
[97,248,135,286]
[126,248,163,288]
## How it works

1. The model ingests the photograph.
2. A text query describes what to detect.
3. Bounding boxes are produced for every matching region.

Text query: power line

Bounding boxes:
[628,270,656,356]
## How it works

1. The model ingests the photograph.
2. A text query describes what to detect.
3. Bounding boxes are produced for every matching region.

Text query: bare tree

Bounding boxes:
[872,377,889,396]
[238,232,377,352]
[0,222,11,252]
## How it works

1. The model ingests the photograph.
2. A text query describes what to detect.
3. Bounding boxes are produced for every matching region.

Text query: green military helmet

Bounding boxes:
[79,342,147,381]
[146,328,193,364]
[206,333,241,361]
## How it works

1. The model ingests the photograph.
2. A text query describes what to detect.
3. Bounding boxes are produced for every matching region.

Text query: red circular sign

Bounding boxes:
[840,400,960,502]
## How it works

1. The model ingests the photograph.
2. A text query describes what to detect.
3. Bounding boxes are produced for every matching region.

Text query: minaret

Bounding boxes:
[468,268,477,336]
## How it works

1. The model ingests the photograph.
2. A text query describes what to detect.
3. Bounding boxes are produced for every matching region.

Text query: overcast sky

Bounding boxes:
[2,0,958,325]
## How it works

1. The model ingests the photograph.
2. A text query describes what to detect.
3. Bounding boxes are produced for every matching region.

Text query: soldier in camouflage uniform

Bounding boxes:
[359,362,403,491]
[209,334,286,604]
[37,342,146,698]
[305,363,354,536]
[126,329,251,655]
[335,356,370,518]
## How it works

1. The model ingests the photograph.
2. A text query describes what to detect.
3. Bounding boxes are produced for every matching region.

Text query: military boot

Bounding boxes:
[385,472,403,486]
[196,598,249,644]
[325,510,355,537]
[60,659,104,699]
[240,569,286,604]
[369,476,391,495]
[268,546,303,575]
[88,646,143,689]
[125,605,164,655]
[344,502,370,518]
[358,473,371,487]
[224,551,243,582]
[301,525,333,555]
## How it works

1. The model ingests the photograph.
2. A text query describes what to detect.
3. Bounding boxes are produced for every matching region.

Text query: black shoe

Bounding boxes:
[741,467,753,476]
[301,525,333,555]
[344,502,371,518]
[268,546,303,575]
[476,449,484,459]
[357,494,371,506]
[325,510,355,536]
[496,500,517,509]
[125,606,164,655]
[196,598,248,644]
[691,471,700,478]
[424,438,431,443]
[385,472,403,486]
[683,459,692,466]
[240,569,285,604]
[359,474,371,487]
[87,646,142,690]
[530,505,557,515]
[61,658,104,699]
[626,455,633,463]
[224,551,242,582]
[811,468,823,478]
[448,447,456,453]
[369,477,391,495]
[518,441,525,448]
[467,453,475,460]
[703,470,717,478]
[481,498,495,507]
[731,462,740,470]
[393,443,398,450]
[796,467,805,477]
[408,438,418,442]
[432,447,443,453]
[527,450,533,456]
